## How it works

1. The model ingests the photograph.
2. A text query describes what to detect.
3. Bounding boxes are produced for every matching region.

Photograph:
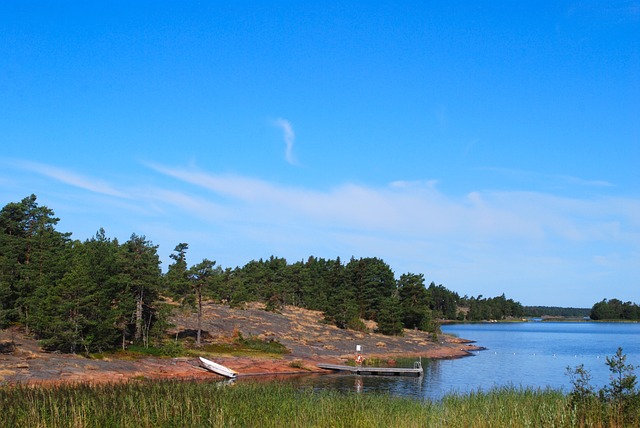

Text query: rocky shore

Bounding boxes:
[1,302,482,385]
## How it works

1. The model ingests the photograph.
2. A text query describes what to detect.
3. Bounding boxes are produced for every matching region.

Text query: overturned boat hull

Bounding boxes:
[199,357,238,379]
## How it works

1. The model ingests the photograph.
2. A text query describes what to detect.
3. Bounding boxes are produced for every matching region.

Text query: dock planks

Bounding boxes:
[317,363,423,377]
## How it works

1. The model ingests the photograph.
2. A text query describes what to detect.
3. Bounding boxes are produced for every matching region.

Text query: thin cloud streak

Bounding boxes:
[149,163,638,246]
[9,159,636,249]
[481,167,614,188]
[273,118,297,165]
[4,159,638,306]
[10,160,130,198]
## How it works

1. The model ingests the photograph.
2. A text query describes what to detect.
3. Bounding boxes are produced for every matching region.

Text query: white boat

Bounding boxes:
[199,357,238,378]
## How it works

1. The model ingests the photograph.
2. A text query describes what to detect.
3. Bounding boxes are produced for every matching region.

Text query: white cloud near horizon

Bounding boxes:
[4,159,639,306]
[273,118,297,165]
[147,163,638,244]
[8,159,638,248]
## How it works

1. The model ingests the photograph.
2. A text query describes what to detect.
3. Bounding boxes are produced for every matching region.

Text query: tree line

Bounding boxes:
[590,299,640,321]
[1,195,524,354]
[523,306,591,318]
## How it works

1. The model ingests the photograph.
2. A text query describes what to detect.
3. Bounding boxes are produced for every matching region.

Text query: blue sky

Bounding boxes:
[1,1,638,307]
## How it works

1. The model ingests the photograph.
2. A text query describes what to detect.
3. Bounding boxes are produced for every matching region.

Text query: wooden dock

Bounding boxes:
[317,362,423,377]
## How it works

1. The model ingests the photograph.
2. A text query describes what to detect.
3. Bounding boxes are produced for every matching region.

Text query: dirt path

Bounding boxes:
[1,303,481,385]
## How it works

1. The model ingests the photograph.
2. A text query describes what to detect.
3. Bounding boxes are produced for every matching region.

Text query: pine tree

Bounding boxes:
[346,257,396,321]
[376,296,404,336]
[189,259,216,346]
[118,234,161,346]
[398,273,433,331]
[165,243,190,301]
[0,195,70,332]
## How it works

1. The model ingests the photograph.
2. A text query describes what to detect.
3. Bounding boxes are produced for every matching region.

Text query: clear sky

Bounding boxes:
[1,1,638,307]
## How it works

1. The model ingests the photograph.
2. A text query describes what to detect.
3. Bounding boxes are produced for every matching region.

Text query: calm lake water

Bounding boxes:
[269,322,640,401]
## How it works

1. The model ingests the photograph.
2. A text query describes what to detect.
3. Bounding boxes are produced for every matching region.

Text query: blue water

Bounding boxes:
[276,322,640,400]
[432,322,640,397]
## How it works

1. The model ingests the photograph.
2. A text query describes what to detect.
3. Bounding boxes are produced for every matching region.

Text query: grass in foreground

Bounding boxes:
[1,381,637,428]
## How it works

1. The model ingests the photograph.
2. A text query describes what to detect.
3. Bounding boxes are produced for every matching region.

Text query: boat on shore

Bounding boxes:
[199,357,238,379]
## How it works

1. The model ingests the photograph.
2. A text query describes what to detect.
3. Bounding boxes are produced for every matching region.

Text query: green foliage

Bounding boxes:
[119,233,162,346]
[1,381,624,428]
[345,317,368,332]
[375,296,404,336]
[234,334,289,355]
[600,347,639,421]
[524,306,591,318]
[426,282,458,319]
[158,339,184,357]
[462,293,524,321]
[0,196,169,353]
[567,347,640,426]
[189,258,218,346]
[197,333,289,356]
[566,363,598,413]
[323,257,359,329]
[346,257,396,321]
[398,273,432,331]
[0,194,71,331]
[1,194,532,351]
[165,242,190,300]
[265,294,285,313]
[590,298,640,320]
[149,303,175,347]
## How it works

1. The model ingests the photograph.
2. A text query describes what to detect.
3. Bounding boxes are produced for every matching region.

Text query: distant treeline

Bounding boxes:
[523,302,640,321]
[523,306,591,318]
[0,195,523,354]
[590,299,640,321]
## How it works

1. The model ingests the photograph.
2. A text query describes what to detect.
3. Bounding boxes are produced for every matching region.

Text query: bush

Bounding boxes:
[567,347,640,426]
[346,317,368,332]
[160,340,184,357]
[234,334,289,355]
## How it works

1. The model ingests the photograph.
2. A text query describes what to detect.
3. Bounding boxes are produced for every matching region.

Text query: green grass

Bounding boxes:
[1,381,637,428]
[94,343,183,360]
[91,335,289,360]
[189,335,290,358]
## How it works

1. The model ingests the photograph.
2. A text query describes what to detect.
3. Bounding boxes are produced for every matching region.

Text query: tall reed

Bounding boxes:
[0,380,635,427]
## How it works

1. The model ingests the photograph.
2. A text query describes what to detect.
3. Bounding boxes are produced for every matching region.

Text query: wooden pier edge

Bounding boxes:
[317,363,423,377]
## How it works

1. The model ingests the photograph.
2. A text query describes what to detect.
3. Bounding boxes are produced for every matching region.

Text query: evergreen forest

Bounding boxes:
[589,299,640,321]
[7,194,633,356]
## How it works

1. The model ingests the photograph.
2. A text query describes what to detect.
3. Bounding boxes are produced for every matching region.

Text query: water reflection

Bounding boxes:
[233,323,640,401]
[355,375,363,393]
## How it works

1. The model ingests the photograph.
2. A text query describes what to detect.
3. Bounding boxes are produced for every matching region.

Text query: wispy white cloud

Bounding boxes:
[147,163,637,245]
[561,175,613,188]
[482,167,614,188]
[9,160,130,198]
[10,160,636,250]
[4,159,638,306]
[146,162,293,203]
[145,188,232,221]
[142,163,639,306]
[273,118,298,165]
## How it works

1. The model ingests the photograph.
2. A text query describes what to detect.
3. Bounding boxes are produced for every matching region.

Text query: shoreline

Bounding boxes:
[0,333,482,387]
[1,302,484,386]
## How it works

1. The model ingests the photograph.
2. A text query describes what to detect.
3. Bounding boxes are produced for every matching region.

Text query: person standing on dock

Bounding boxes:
[355,345,365,367]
